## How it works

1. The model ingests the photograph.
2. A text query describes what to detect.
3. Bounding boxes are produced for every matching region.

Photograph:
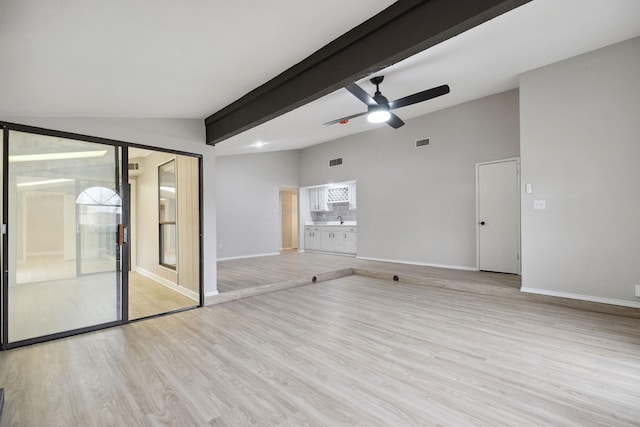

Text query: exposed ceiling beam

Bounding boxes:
[205,0,532,146]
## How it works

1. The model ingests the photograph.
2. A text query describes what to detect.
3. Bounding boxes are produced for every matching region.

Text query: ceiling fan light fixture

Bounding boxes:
[367,105,391,123]
[327,76,449,129]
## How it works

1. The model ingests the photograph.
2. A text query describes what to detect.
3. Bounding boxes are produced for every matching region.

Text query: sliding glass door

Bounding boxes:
[4,130,124,344]
[1,123,202,349]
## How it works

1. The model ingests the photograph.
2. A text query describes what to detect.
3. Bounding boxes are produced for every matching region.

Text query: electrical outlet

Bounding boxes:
[635,284,640,297]
[534,200,546,210]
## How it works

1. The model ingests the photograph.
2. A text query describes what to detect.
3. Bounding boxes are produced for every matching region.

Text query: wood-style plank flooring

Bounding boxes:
[217,252,640,318]
[2,274,640,426]
[129,271,197,320]
[217,251,520,293]
[8,256,197,342]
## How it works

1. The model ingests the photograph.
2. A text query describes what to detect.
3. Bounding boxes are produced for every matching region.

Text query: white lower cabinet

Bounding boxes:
[304,226,321,251]
[321,230,337,252]
[306,226,356,254]
[343,229,357,254]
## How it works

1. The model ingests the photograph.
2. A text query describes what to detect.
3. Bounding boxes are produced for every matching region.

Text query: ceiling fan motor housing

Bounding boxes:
[373,93,389,105]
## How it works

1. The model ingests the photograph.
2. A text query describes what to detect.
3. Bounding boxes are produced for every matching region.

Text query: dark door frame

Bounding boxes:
[0,121,204,350]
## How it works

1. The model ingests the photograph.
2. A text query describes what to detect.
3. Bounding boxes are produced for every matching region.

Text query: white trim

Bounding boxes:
[135,266,199,302]
[205,290,219,298]
[475,157,521,274]
[158,263,178,274]
[26,251,64,257]
[356,256,478,271]
[128,178,137,271]
[217,252,280,261]
[521,287,640,309]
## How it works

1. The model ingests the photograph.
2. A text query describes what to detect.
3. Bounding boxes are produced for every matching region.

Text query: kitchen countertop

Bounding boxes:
[305,221,357,226]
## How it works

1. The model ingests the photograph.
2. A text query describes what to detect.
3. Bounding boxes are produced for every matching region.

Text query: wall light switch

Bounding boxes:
[635,285,640,297]
[526,183,532,194]
[534,200,546,210]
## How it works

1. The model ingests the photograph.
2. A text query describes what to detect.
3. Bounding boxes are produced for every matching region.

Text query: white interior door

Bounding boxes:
[477,159,520,274]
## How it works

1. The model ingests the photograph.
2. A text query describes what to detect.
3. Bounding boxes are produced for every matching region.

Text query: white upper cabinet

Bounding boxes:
[348,183,357,210]
[308,181,356,212]
[326,186,349,203]
[309,188,329,212]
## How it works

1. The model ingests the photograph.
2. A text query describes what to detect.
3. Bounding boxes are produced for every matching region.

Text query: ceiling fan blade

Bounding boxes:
[345,83,377,106]
[386,112,405,129]
[323,111,367,126]
[389,85,450,110]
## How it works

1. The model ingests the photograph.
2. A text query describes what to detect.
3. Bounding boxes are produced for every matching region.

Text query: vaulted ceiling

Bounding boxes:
[1,1,639,156]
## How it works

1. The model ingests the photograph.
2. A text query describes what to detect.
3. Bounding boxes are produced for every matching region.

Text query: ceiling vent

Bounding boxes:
[329,157,343,167]
[415,138,430,148]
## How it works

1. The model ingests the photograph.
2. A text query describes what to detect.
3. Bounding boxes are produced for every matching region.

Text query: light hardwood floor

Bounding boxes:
[129,271,197,320]
[1,274,639,425]
[217,251,521,293]
[8,257,197,342]
[217,252,640,318]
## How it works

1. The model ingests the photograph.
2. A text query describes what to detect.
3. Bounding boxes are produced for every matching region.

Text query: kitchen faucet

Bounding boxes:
[337,215,343,225]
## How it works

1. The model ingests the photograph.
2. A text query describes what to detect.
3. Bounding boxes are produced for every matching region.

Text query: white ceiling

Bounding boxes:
[217,0,640,155]
[1,1,639,156]
[0,0,395,117]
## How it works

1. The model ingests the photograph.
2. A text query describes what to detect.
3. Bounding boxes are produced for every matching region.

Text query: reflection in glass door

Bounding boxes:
[127,151,201,320]
[6,131,123,343]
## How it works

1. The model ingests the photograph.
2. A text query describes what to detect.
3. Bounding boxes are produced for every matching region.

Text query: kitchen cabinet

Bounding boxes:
[343,228,357,253]
[309,188,329,212]
[321,229,342,253]
[348,183,357,210]
[304,226,321,251]
[306,226,357,254]
[326,186,349,203]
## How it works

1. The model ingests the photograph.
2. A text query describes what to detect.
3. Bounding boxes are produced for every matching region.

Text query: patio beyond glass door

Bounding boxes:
[5,131,124,344]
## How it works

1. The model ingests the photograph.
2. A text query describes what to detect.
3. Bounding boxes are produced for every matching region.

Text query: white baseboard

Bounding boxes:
[356,256,478,272]
[205,290,219,298]
[521,287,640,309]
[27,251,64,257]
[135,267,199,302]
[217,252,280,261]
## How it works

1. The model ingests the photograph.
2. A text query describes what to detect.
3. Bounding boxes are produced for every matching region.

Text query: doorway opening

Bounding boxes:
[280,189,298,254]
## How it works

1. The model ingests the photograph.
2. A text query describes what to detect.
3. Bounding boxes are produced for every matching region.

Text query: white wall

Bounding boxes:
[0,117,218,297]
[299,90,520,269]
[520,37,640,306]
[216,150,299,259]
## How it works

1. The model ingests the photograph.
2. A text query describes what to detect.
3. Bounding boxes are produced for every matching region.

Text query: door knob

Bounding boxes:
[479,221,486,225]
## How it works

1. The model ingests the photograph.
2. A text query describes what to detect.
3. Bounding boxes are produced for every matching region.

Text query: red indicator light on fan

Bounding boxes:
[339,120,348,124]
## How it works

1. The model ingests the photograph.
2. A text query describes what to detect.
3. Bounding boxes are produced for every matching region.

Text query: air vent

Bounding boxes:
[415,138,430,148]
[329,157,343,167]
[128,162,142,176]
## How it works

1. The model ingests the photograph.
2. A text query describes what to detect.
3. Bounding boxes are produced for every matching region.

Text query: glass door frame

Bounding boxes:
[0,121,204,350]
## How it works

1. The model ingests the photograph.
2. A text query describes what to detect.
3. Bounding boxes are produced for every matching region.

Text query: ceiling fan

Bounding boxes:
[324,76,450,129]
